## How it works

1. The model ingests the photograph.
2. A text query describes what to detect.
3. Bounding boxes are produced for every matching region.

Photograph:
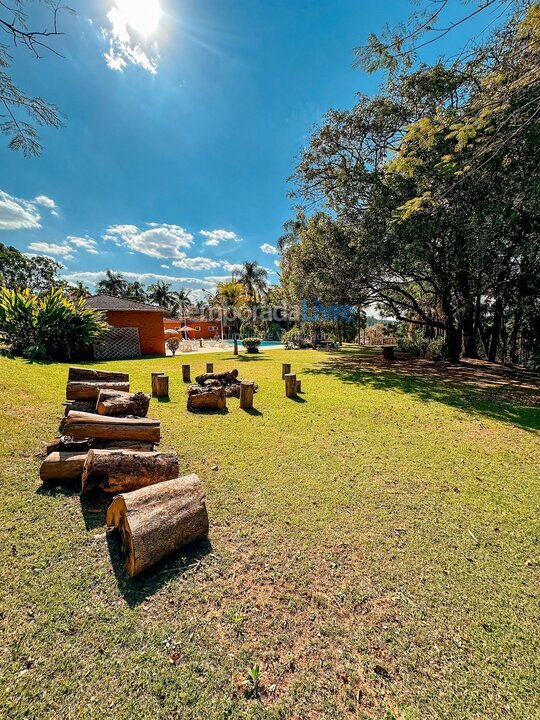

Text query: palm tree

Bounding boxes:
[147,281,179,313]
[238,261,268,303]
[175,288,192,316]
[96,270,126,297]
[216,281,246,340]
[125,281,146,302]
[69,281,90,299]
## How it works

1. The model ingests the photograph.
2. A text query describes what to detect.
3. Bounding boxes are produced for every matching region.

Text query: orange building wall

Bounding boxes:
[105,311,165,355]
[163,318,222,340]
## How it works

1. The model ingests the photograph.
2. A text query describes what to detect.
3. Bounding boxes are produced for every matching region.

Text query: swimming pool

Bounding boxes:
[227,340,283,349]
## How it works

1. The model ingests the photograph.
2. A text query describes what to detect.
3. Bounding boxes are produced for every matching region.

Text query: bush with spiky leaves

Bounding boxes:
[0,288,107,360]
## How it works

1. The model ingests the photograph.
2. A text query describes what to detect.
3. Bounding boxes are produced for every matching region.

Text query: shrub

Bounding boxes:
[242,337,261,353]
[166,337,180,356]
[0,287,107,360]
[426,336,447,361]
[282,328,312,349]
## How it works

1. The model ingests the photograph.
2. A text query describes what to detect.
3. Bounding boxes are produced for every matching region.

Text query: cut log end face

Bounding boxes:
[106,474,209,577]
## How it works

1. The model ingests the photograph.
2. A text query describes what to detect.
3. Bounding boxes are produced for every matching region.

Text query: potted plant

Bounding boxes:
[242,337,261,354]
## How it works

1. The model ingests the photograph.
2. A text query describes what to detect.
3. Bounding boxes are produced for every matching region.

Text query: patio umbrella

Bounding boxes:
[179,325,196,340]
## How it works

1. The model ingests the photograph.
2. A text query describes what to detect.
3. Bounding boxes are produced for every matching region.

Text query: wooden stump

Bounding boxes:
[239,381,255,409]
[182,364,191,383]
[154,374,169,398]
[106,473,209,577]
[206,363,214,373]
[68,367,129,383]
[62,411,160,443]
[40,451,87,485]
[96,389,151,417]
[382,346,395,360]
[66,381,130,401]
[82,449,179,494]
[282,363,291,379]
[151,372,164,394]
[284,373,297,398]
[187,385,226,411]
[233,338,238,356]
[296,379,302,394]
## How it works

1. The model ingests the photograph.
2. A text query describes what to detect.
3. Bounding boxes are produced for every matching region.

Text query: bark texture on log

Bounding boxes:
[182,365,191,383]
[195,370,239,386]
[96,389,151,417]
[82,449,178,494]
[206,363,214,373]
[285,373,297,398]
[66,381,130,400]
[296,379,302,394]
[239,381,254,409]
[282,363,291,379]
[187,385,226,411]
[151,372,164,395]
[62,411,160,443]
[106,473,209,577]
[44,437,155,455]
[40,451,87,484]
[63,400,96,415]
[223,382,259,398]
[154,375,169,397]
[68,367,129,383]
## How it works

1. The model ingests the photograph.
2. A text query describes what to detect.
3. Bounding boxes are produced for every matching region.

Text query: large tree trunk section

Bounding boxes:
[40,451,88,485]
[239,381,254,409]
[82,449,179,494]
[66,381,130,401]
[187,385,226,411]
[62,411,160,443]
[154,375,169,398]
[284,373,297,398]
[96,389,151,417]
[224,381,259,398]
[106,473,209,577]
[182,365,191,383]
[151,373,164,395]
[68,367,129,383]
[195,370,238,386]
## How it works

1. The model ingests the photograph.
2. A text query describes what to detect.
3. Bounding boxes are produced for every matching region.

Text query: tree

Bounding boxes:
[1,0,72,156]
[96,270,127,297]
[68,280,90,299]
[147,280,179,313]
[174,288,192,317]
[238,261,268,303]
[124,281,146,302]
[0,243,63,292]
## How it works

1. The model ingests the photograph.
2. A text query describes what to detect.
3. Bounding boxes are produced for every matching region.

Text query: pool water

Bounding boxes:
[227,340,283,348]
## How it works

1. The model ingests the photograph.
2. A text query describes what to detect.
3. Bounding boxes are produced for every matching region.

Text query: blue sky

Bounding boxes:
[1,0,502,300]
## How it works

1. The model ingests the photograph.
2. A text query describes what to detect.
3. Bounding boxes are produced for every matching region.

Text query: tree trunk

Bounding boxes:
[239,381,254,409]
[282,363,291,379]
[447,325,462,364]
[68,367,129,383]
[106,473,209,577]
[154,375,169,397]
[96,390,151,417]
[195,370,238,386]
[182,365,191,383]
[488,297,504,362]
[206,363,214,373]
[61,411,160,443]
[66,381,130,401]
[462,305,478,358]
[284,373,297,397]
[187,385,227,411]
[151,372,165,394]
[40,451,87,485]
[82,449,179,494]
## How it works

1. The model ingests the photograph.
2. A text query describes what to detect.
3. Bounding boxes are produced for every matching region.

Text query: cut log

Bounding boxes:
[68,367,129,383]
[63,400,96,415]
[187,385,226,411]
[282,363,291,379]
[182,364,191,383]
[154,374,169,398]
[62,411,160,443]
[206,363,214,373]
[40,451,87,485]
[106,473,209,577]
[284,373,297,398]
[81,449,178,494]
[239,381,254,409]
[43,437,155,455]
[224,381,259,398]
[96,389,151,417]
[195,370,239,386]
[66,381,130,401]
[151,372,164,394]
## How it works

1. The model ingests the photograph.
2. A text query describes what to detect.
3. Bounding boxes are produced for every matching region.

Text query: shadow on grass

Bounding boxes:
[305,348,539,432]
[80,492,109,530]
[106,532,213,606]
[243,407,263,416]
[187,407,229,415]
[288,395,307,403]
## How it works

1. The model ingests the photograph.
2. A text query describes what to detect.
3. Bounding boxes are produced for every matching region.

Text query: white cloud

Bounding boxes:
[204,275,232,283]
[260,243,278,255]
[102,6,158,74]
[160,264,170,269]
[103,223,193,258]
[274,260,281,268]
[27,242,75,260]
[67,235,99,254]
[0,191,42,230]
[34,195,57,210]
[221,261,243,273]
[61,270,216,288]
[200,229,240,246]
[172,256,221,270]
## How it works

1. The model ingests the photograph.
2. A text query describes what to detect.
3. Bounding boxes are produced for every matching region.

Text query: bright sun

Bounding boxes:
[115,0,161,37]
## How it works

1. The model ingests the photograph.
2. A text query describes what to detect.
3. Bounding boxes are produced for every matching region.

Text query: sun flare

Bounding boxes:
[114,0,161,37]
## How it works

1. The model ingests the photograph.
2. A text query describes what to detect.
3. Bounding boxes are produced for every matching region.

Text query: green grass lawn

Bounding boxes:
[0,347,538,720]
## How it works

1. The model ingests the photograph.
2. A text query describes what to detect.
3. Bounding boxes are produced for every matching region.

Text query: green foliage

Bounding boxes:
[0,243,63,293]
[241,665,262,699]
[241,337,261,353]
[0,287,107,360]
[282,327,311,349]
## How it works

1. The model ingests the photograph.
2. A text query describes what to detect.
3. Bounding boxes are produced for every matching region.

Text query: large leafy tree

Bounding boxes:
[0,242,63,292]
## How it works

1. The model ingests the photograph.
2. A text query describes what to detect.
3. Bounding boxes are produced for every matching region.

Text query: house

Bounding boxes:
[85,295,167,357]
[163,316,222,340]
